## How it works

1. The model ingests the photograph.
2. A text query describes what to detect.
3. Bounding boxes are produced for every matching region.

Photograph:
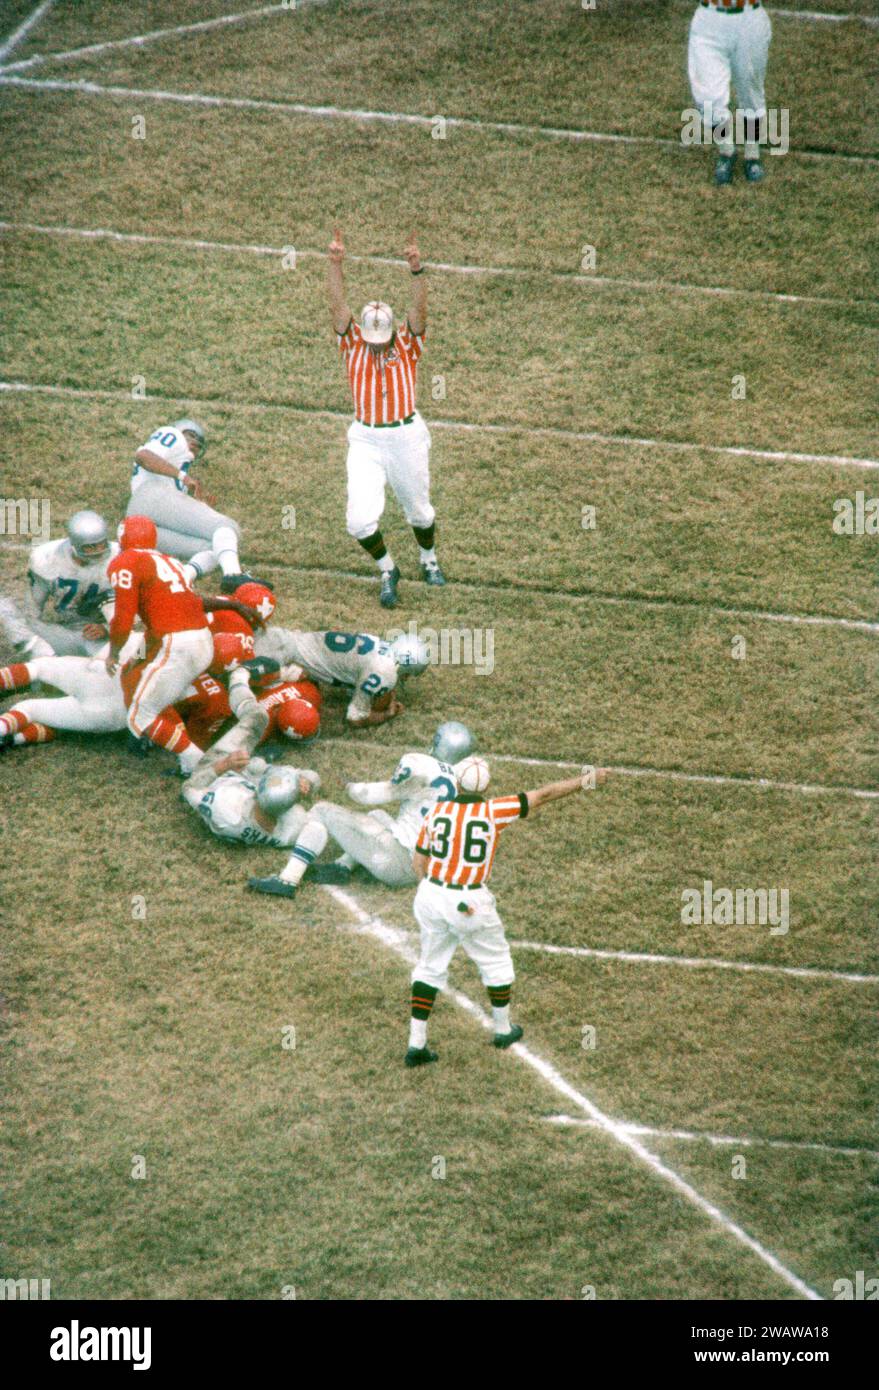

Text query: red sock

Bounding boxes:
[15,721,55,745]
[0,708,29,736]
[0,663,32,691]
[143,712,194,755]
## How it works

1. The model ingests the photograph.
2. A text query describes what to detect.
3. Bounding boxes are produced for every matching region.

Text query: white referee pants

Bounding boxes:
[345,411,435,540]
[126,627,213,737]
[412,878,515,990]
[688,4,771,131]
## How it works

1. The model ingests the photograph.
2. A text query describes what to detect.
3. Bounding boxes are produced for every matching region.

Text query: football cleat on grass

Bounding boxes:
[713,152,736,186]
[743,159,765,183]
[404,1045,439,1069]
[492,1024,524,1049]
[304,863,352,885]
[247,875,297,898]
[125,733,153,757]
[421,561,446,587]
[379,565,401,609]
[220,572,274,594]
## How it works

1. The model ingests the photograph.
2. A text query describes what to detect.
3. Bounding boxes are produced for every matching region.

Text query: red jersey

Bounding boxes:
[337,320,424,425]
[416,793,528,887]
[206,609,254,639]
[177,677,321,750]
[108,548,207,643]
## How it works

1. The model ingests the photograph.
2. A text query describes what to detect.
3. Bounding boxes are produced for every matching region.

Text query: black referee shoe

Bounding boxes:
[404,1045,438,1068]
[492,1025,524,1049]
[379,565,401,609]
[421,560,446,587]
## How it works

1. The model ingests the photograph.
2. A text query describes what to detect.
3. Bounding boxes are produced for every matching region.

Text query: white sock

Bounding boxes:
[491,1005,511,1033]
[212,525,241,577]
[409,1018,428,1049]
[377,553,395,574]
[280,820,328,885]
[178,745,202,775]
[187,548,219,580]
[419,547,437,565]
[744,141,760,161]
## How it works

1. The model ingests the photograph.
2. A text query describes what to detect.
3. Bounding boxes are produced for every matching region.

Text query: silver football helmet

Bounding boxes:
[431,720,475,765]
[390,634,430,677]
[67,509,110,563]
[256,766,300,818]
[171,418,206,458]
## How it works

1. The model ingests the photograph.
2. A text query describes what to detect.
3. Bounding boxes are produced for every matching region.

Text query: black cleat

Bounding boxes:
[220,572,275,594]
[421,561,446,587]
[379,565,401,609]
[492,1024,524,1049]
[304,863,352,885]
[125,732,153,757]
[743,158,764,184]
[248,875,297,898]
[405,1045,439,1069]
[713,152,737,186]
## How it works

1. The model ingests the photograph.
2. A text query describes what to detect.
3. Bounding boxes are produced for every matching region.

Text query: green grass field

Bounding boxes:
[1,0,876,1301]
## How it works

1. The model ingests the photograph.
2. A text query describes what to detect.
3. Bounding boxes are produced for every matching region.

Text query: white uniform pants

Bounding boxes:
[11,655,126,732]
[688,4,771,130]
[127,481,240,561]
[412,878,515,990]
[345,411,435,540]
[126,627,213,737]
[311,801,415,887]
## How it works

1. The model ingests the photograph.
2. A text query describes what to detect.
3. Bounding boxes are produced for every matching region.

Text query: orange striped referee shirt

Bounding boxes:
[337,320,424,426]
[415,792,529,888]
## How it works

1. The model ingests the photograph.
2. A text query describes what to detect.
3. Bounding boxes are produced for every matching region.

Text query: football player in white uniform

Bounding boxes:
[182,754,327,882]
[252,627,430,727]
[247,720,475,899]
[0,510,117,658]
[126,420,266,593]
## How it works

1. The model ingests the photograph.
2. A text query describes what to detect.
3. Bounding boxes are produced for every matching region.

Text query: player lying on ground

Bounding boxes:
[253,626,430,728]
[247,720,475,899]
[0,510,117,658]
[404,758,610,1069]
[126,419,269,592]
[327,227,445,609]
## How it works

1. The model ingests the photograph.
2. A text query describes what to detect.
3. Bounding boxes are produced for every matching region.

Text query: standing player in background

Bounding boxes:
[107,515,214,753]
[0,510,117,658]
[127,419,267,592]
[405,759,609,1069]
[688,0,772,185]
[327,228,445,608]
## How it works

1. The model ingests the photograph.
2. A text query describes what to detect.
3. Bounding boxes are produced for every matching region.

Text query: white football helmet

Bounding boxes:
[390,634,430,677]
[171,418,206,458]
[67,510,110,563]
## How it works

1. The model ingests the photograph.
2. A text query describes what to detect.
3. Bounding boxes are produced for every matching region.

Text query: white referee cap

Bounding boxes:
[360,301,394,344]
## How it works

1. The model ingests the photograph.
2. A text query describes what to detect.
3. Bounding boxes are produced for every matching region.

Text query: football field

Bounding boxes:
[0,0,876,1302]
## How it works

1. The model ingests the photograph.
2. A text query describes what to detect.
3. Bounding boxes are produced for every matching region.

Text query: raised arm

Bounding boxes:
[405,230,427,335]
[328,226,352,335]
[525,768,609,814]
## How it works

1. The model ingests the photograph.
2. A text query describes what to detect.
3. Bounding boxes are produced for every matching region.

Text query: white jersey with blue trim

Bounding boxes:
[387,753,459,850]
[27,536,119,627]
[253,628,398,720]
[183,764,318,846]
[131,425,195,494]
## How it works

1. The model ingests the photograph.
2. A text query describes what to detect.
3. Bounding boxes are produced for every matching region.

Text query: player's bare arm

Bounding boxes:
[405,230,427,335]
[347,693,404,730]
[525,768,609,813]
[134,446,209,502]
[327,226,351,334]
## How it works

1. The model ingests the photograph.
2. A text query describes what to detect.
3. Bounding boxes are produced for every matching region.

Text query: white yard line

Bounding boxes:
[0,0,57,65]
[508,939,878,985]
[0,75,873,168]
[318,737,878,801]
[1,218,871,311]
[545,1115,879,1162]
[0,4,297,74]
[2,380,876,472]
[324,885,821,1299]
[771,7,879,24]
[1,536,874,640]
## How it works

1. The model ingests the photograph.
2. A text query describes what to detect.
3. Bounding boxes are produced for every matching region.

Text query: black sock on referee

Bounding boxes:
[357,529,394,572]
[408,981,438,1050]
[487,984,513,1033]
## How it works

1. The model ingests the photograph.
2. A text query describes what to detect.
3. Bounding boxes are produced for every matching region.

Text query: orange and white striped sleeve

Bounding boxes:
[399,322,425,362]
[488,793,528,829]
[337,320,360,356]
